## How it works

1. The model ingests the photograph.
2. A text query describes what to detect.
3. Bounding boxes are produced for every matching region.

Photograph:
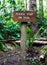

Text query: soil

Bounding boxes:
[0,46,47,65]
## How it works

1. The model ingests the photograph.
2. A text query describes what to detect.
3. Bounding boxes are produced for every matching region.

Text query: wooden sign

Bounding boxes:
[13,11,36,22]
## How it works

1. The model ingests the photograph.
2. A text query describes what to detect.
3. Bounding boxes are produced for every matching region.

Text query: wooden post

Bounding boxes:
[20,22,27,65]
[13,8,36,65]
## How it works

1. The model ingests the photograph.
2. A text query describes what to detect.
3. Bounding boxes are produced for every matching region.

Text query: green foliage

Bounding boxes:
[26,26,36,48]
[0,0,47,51]
[0,0,24,51]
[0,42,8,51]
[26,26,34,40]
[0,20,21,51]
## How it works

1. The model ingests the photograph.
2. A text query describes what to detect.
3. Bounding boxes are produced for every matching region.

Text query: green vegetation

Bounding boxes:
[0,0,47,51]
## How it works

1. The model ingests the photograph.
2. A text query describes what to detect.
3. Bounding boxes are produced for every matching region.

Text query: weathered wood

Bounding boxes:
[20,24,26,58]
[13,11,36,22]
[15,40,47,45]
[35,38,47,41]
[20,24,27,65]
[33,40,47,44]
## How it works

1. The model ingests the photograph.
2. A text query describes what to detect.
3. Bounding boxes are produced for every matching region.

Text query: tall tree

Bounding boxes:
[39,0,44,20]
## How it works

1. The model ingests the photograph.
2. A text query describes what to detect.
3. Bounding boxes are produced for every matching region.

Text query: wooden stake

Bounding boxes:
[20,23,27,65]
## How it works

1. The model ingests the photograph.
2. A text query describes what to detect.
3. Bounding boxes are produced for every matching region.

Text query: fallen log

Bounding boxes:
[33,40,47,44]
[0,38,47,45]
[15,40,47,44]
[35,38,47,41]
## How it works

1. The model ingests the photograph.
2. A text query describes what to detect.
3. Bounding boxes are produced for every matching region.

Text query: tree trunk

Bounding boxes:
[39,0,44,20]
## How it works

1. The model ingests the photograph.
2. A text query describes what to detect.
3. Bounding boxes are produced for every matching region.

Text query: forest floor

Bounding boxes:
[0,45,47,65]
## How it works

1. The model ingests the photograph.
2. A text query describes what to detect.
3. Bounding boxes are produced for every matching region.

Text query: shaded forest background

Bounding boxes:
[0,0,47,51]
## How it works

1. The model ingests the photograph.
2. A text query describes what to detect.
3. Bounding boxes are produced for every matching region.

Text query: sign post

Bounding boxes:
[13,11,36,65]
[20,22,27,65]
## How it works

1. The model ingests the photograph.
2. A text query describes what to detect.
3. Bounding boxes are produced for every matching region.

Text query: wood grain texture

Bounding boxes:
[13,11,36,22]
